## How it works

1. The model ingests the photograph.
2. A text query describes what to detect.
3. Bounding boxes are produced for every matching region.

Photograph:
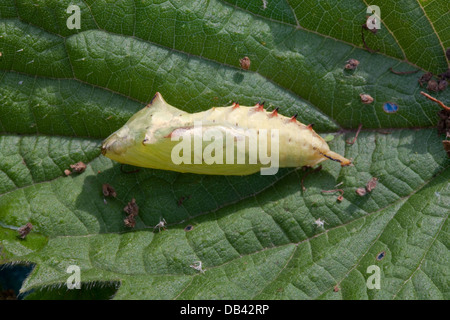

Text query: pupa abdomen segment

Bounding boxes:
[101,93,351,175]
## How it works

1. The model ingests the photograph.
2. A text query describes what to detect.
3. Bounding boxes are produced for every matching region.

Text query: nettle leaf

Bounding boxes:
[0,0,449,300]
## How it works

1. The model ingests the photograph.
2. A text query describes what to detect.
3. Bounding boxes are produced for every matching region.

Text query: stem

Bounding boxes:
[420,91,450,111]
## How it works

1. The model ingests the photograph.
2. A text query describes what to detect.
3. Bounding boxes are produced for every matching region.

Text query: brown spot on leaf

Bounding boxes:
[360,94,374,104]
[366,177,378,192]
[102,183,117,198]
[345,59,360,70]
[438,80,448,91]
[64,169,72,176]
[239,56,251,70]
[418,72,433,87]
[419,72,433,87]
[124,215,136,228]
[439,69,450,81]
[427,79,439,92]
[355,187,367,196]
[18,222,33,239]
[443,140,450,158]
[124,198,139,228]
[356,177,377,196]
[70,161,86,173]
[437,110,450,135]
[124,198,139,216]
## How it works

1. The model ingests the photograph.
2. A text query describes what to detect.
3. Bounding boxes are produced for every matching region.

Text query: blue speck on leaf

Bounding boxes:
[383,102,399,113]
[376,251,386,260]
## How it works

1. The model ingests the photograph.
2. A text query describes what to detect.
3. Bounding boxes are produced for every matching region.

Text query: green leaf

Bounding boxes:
[0,0,449,300]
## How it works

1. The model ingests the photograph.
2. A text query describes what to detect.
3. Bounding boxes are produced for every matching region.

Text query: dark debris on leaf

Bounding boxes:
[124,215,136,228]
[355,177,378,196]
[360,94,374,104]
[70,161,87,173]
[442,140,450,158]
[102,183,117,198]
[439,69,450,81]
[124,198,139,216]
[345,59,359,70]
[366,177,378,192]
[420,70,448,92]
[419,72,433,86]
[438,80,448,91]
[427,79,439,92]
[420,91,450,157]
[438,110,450,136]
[18,222,33,239]
[124,198,139,228]
[239,56,251,70]
[355,187,367,196]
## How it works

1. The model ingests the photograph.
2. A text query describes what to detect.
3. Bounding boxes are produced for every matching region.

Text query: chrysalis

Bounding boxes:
[101,93,351,175]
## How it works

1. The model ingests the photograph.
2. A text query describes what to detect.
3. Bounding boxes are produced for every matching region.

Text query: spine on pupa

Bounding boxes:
[101,93,351,176]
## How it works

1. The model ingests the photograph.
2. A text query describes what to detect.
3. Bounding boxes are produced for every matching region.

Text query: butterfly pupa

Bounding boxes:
[101,93,351,175]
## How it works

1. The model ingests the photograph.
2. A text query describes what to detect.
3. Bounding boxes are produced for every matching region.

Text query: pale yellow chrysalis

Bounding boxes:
[101,93,351,175]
